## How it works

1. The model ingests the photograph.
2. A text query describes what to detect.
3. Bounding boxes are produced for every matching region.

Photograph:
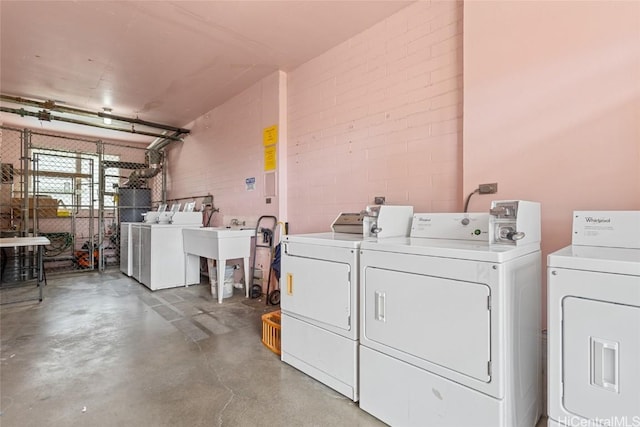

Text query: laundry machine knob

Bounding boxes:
[499,226,525,241]
[508,231,526,241]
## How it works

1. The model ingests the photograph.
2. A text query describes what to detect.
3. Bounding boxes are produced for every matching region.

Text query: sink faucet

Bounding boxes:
[230,218,246,227]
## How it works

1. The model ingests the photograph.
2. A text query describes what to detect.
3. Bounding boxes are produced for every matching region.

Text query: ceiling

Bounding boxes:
[0,0,412,143]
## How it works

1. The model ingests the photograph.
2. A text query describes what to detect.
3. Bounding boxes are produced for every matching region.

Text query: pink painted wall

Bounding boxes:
[166,72,283,291]
[166,72,281,225]
[463,1,640,324]
[287,1,463,233]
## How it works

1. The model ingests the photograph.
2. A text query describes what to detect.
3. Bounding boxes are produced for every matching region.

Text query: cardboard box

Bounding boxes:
[11,196,60,218]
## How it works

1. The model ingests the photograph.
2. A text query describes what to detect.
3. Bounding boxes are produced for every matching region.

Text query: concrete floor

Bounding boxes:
[1,271,549,427]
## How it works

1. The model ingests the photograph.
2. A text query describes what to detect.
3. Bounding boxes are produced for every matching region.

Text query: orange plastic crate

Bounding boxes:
[261,310,281,355]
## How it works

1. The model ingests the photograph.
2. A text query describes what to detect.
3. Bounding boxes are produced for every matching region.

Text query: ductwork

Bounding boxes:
[148,131,183,151]
[127,149,163,188]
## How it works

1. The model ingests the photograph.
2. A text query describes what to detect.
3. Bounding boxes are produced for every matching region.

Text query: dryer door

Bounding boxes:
[281,254,352,332]
[362,267,491,382]
[563,297,640,420]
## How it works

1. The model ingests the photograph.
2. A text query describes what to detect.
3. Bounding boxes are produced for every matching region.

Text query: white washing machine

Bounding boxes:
[547,211,640,427]
[359,201,542,427]
[123,211,203,290]
[280,205,413,401]
[120,222,133,276]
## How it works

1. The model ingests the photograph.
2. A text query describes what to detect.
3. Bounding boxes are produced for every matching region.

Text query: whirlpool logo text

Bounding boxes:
[584,217,612,224]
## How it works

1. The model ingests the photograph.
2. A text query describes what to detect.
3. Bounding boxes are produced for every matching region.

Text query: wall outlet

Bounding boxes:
[479,183,498,194]
[374,196,386,205]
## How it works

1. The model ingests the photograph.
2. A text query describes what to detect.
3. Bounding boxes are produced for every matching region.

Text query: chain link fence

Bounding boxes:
[1,126,163,281]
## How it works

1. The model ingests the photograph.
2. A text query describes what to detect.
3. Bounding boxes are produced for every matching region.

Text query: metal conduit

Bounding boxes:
[0,106,184,141]
[1,94,190,135]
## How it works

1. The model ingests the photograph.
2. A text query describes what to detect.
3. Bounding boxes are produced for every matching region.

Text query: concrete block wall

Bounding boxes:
[287,0,463,233]
[166,73,281,294]
[166,73,280,226]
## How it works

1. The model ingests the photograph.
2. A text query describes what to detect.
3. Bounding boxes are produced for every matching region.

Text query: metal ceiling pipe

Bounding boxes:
[0,106,185,141]
[1,94,190,135]
[96,111,189,134]
[1,95,97,119]
[152,132,183,151]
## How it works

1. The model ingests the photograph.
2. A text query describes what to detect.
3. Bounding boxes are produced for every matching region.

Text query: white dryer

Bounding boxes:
[359,201,542,427]
[547,211,640,427]
[281,232,362,400]
[280,205,413,401]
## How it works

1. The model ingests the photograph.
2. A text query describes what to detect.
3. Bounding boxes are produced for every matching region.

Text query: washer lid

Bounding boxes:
[284,232,363,249]
[548,245,640,276]
[360,237,539,262]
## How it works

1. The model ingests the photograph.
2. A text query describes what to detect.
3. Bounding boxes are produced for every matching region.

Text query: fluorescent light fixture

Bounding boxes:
[103,107,112,125]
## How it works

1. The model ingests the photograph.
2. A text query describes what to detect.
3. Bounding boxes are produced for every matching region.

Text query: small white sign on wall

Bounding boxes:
[245,177,256,191]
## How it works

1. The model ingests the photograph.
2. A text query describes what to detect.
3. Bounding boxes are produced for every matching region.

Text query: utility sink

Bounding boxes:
[182,227,255,303]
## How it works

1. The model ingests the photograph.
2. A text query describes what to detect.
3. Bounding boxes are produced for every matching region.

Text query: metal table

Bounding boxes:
[0,236,50,303]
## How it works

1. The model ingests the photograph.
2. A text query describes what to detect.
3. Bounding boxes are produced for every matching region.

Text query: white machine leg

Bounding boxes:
[217,258,226,304]
[184,254,189,287]
[243,256,250,298]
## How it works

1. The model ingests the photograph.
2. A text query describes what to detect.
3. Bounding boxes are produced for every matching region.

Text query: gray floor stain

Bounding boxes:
[171,318,210,342]
[170,301,205,317]
[151,304,182,322]
[192,313,233,335]
[138,294,163,307]
[155,293,182,304]
[210,311,252,329]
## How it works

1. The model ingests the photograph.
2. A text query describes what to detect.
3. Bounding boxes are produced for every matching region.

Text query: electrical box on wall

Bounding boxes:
[264,172,276,197]
[374,196,386,205]
[479,183,498,194]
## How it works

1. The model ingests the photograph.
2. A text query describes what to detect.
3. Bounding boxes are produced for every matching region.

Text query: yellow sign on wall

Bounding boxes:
[263,125,278,146]
[264,145,277,171]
